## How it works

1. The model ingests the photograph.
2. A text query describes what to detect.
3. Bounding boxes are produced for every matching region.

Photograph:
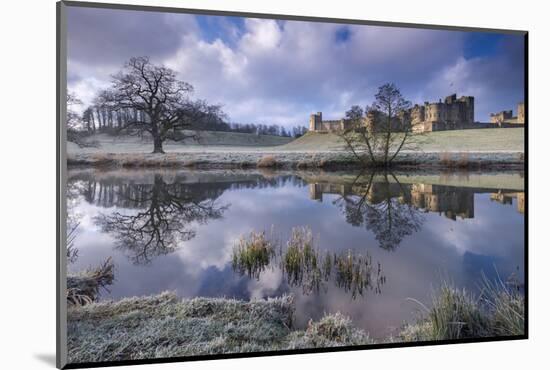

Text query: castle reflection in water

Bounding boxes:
[309,182,524,220]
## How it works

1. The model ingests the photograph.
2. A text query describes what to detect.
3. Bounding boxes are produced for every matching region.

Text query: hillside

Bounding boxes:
[68,131,294,153]
[281,128,525,152]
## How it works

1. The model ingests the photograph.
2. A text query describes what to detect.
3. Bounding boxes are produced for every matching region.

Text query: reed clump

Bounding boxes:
[400,276,524,341]
[67,257,115,306]
[232,230,276,279]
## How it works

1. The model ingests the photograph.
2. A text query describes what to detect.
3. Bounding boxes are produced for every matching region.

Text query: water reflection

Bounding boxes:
[305,171,526,250]
[231,227,385,299]
[332,172,424,251]
[93,174,228,264]
[68,170,526,265]
[490,191,525,214]
[66,169,524,337]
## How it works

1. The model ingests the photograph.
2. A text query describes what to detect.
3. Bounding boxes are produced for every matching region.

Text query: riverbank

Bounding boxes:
[67,167,525,195]
[67,293,371,364]
[67,128,524,170]
[67,150,524,170]
[67,280,524,364]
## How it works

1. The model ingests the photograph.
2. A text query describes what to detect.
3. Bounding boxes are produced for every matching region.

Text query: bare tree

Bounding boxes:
[99,56,224,153]
[339,83,422,167]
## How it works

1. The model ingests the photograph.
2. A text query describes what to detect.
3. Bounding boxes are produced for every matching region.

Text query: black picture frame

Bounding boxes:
[56,1,528,368]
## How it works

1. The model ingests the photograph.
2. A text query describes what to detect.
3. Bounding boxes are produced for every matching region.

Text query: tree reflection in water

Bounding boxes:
[232,226,385,299]
[333,171,424,251]
[95,174,228,264]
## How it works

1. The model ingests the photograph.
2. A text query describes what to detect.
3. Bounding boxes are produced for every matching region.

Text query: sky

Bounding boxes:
[67,7,525,127]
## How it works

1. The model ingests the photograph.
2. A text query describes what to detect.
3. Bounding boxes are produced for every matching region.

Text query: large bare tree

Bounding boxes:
[99,56,223,153]
[339,83,422,167]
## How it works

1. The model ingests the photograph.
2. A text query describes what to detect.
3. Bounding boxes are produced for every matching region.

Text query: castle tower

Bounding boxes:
[309,112,322,131]
[460,96,475,123]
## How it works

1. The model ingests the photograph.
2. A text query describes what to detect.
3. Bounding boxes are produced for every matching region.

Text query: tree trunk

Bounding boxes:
[152,134,165,154]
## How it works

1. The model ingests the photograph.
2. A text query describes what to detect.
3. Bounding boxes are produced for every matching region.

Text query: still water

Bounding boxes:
[67,169,525,339]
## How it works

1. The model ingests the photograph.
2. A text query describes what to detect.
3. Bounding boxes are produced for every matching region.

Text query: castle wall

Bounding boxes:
[411,94,474,132]
[490,110,513,124]
[517,102,525,124]
[309,94,483,134]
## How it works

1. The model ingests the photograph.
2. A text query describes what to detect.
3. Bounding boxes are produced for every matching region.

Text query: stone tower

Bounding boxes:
[309,112,322,131]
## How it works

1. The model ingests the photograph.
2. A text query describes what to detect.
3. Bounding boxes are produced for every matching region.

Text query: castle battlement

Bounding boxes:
[410,94,475,133]
[490,102,524,125]
[309,112,354,132]
[309,93,476,133]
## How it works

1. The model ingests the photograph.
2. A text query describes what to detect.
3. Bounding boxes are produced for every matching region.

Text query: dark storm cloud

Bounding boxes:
[67,7,197,65]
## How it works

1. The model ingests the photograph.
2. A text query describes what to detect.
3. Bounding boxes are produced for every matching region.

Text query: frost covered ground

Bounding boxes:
[67,293,371,363]
[67,128,524,169]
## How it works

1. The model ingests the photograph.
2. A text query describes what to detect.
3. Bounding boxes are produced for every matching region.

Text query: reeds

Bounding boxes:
[231,230,276,279]
[401,275,525,341]
[67,257,115,306]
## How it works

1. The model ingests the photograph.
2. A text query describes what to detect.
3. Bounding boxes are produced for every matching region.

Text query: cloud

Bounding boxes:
[67,7,198,66]
[66,7,524,127]
[425,36,524,121]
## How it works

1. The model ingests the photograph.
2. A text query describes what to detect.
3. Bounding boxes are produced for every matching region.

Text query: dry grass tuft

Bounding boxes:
[67,257,114,306]
[439,152,471,169]
[400,276,524,342]
[257,155,278,168]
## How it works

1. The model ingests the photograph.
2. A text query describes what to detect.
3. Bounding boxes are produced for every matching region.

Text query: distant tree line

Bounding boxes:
[223,123,308,138]
[77,103,307,139]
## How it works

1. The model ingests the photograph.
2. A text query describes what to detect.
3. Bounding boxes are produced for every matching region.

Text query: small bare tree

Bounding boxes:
[99,56,224,153]
[339,83,422,167]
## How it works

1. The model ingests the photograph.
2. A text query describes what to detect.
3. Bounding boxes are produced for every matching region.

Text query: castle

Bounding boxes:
[410,94,475,133]
[490,102,525,126]
[309,112,354,132]
[309,94,476,133]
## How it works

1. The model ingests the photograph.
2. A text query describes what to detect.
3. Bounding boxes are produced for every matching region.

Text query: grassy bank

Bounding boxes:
[67,150,524,170]
[283,128,524,152]
[67,128,524,170]
[67,279,524,364]
[67,293,371,364]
